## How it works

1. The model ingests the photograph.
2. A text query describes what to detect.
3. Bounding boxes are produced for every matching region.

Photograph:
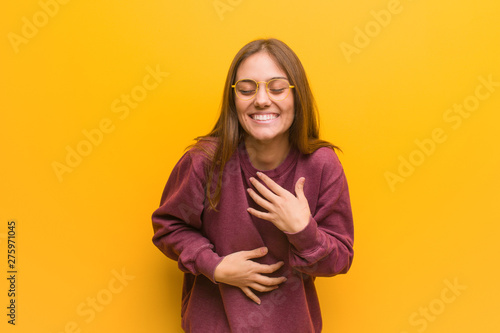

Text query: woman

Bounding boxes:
[152,38,354,333]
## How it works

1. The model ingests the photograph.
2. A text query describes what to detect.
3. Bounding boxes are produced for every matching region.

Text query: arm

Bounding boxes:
[246,151,354,277]
[151,151,223,283]
[152,150,287,301]
[285,165,354,277]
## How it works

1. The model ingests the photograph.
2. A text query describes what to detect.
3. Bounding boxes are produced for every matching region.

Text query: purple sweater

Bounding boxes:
[152,142,354,333]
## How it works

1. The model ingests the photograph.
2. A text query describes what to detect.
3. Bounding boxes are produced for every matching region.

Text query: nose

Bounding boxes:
[254,82,272,108]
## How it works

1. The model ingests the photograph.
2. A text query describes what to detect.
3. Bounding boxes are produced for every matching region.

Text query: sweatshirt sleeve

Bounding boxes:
[285,151,354,277]
[151,150,223,283]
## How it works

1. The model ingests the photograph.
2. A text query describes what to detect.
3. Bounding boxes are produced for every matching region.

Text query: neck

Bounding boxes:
[244,135,291,171]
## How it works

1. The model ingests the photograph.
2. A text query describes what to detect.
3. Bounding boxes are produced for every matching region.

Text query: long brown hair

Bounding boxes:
[191,38,339,210]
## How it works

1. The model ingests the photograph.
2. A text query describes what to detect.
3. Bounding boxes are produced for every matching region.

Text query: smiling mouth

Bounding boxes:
[250,113,279,121]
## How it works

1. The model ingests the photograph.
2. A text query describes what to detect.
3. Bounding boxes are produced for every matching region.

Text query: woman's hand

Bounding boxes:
[247,172,311,233]
[213,247,287,305]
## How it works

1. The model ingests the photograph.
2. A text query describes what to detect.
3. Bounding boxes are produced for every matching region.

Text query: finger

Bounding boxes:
[295,177,306,200]
[249,176,279,202]
[249,282,279,293]
[256,260,285,274]
[253,275,287,287]
[241,286,261,305]
[246,207,273,222]
[243,247,268,260]
[247,188,273,211]
[256,172,287,196]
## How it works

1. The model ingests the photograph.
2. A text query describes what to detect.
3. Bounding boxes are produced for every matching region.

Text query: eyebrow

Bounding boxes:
[237,76,289,81]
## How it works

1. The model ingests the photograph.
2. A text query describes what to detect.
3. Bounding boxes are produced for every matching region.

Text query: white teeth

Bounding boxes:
[251,114,278,121]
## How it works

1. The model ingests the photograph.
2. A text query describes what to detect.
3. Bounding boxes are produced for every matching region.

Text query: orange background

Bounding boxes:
[1,1,499,332]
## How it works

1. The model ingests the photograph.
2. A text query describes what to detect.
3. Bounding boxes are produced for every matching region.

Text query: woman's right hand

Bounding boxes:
[213,247,287,304]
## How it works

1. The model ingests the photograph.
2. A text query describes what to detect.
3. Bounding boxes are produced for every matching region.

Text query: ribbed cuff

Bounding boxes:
[285,216,322,254]
[194,247,224,283]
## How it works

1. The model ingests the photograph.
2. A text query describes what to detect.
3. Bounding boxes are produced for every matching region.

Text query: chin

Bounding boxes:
[245,130,286,143]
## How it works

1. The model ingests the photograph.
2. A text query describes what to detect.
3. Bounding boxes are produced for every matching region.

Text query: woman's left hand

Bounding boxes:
[247,172,311,233]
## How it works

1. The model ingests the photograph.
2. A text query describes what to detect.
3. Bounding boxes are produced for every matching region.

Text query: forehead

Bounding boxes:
[235,52,287,81]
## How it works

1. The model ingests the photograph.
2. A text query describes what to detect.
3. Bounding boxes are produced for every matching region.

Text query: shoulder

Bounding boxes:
[182,137,219,168]
[298,147,345,185]
[303,147,342,170]
[308,146,340,161]
[176,137,225,182]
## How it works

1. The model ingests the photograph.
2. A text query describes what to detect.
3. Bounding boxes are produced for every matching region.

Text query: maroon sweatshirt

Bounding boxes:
[152,142,354,333]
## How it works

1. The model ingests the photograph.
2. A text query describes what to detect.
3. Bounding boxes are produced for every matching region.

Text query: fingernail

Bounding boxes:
[256,171,262,177]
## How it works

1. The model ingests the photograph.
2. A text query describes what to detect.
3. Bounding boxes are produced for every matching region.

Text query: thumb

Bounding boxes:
[244,247,268,259]
[295,177,306,199]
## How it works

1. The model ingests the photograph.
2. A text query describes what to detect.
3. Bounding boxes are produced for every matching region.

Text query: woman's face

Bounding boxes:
[234,52,294,145]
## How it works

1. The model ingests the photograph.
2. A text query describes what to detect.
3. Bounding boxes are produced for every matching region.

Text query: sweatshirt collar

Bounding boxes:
[238,141,299,178]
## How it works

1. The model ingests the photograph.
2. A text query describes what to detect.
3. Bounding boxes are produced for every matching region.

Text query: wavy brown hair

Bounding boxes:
[191,38,339,210]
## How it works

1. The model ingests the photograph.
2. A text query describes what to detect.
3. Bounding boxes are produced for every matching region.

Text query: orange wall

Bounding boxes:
[2,1,499,332]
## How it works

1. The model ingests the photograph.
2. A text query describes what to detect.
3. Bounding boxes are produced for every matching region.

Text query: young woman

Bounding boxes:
[152,38,354,333]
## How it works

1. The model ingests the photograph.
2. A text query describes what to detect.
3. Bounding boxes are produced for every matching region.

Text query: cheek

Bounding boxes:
[235,100,244,114]
[282,101,295,122]
[284,94,294,113]
[235,101,248,121]
[236,103,254,132]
